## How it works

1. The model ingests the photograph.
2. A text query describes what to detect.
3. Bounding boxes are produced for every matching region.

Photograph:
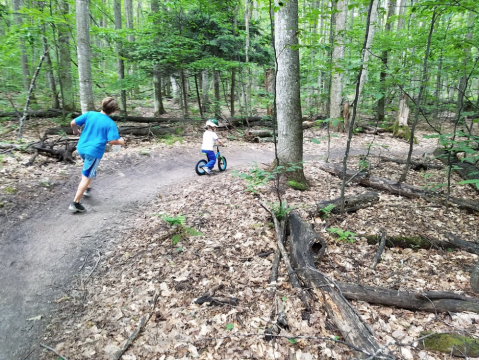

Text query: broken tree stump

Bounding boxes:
[288,212,387,359]
[316,192,379,216]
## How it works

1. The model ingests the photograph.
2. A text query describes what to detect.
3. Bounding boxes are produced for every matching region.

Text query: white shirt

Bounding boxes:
[201,130,218,151]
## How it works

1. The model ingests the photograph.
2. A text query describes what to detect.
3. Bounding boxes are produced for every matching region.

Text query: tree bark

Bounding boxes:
[41,26,60,109]
[57,0,75,111]
[75,0,95,112]
[274,0,306,184]
[329,0,347,132]
[114,0,127,115]
[13,0,31,91]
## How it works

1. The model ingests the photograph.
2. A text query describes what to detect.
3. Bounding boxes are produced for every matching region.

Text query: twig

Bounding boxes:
[40,343,69,360]
[370,229,387,270]
[86,251,101,278]
[114,290,160,360]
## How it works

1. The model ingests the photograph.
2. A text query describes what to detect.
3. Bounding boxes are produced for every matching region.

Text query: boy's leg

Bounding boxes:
[205,151,216,169]
[74,175,92,202]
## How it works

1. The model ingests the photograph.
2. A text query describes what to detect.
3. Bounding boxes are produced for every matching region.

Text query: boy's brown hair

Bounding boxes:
[101,97,119,115]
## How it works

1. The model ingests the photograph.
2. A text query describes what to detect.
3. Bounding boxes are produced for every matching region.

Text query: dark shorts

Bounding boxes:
[79,154,101,178]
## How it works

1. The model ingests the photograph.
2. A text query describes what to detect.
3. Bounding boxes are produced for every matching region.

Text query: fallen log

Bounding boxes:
[338,282,479,313]
[288,212,387,358]
[434,148,479,194]
[379,156,444,171]
[446,233,479,255]
[316,192,379,216]
[245,129,275,139]
[365,235,451,250]
[318,163,479,213]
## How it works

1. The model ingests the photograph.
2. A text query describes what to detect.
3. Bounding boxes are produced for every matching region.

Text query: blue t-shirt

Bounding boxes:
[75,111,120,159]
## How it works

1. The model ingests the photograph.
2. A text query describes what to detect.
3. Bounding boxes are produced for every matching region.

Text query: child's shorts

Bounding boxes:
[79,154,101,178]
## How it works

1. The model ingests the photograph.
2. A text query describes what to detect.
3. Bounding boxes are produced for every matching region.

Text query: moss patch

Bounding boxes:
[288,180,307,191]
[419,332,479,357]
[387,120,418,144]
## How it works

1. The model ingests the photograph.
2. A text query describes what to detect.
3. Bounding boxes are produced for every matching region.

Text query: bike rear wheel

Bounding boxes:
[195,160,208,175]
[218,156,227,171]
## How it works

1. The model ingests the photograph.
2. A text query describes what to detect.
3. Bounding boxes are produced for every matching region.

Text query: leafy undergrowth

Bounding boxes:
[39,145,478,359]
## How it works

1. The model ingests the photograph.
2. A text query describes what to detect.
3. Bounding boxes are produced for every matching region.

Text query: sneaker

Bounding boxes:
[83,188,92,197]
[69,202,86,213]
[202,166,211,174]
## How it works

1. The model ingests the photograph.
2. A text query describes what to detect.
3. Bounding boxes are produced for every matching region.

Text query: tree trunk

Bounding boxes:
[399,9,437,183]
[13,0,31,91]
[153,64,166,115]
[201,70,210,113]
[356,0,378,102]
[57,0,75,111]
[329,0,347,132]
[75,0,95,112]
[397,94,409,126]
[274,0,306,185]
[230,69,235,116]
[41,26,60,109]
[180,69,188,117]
[214,70,221,118]
[114,0,127,115]
[377,0,395,122]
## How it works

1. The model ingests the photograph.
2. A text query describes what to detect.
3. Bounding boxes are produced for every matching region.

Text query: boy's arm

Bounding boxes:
[217,138,225,146]
[71,119,81,135]
[109,138,125,146]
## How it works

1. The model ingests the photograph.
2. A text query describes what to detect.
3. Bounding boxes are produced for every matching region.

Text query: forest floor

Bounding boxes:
[0,112,478,360]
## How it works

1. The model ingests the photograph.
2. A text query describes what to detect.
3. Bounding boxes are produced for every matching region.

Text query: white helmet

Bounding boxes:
[205,119,219,128]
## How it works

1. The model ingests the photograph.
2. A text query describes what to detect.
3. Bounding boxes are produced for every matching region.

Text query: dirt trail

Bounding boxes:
[0,139,434,360]
[0,145,276,360]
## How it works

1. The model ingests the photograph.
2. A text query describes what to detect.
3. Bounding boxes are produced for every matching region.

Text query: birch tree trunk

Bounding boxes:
[330,0,347,132]
[356,0,378,102]
[275,0,306,184]
[75,0,95,112]
[12,0,31,91]
[58,0,75,111]
[397,94,409,126]
[151,0,165,115]
[114,0,127,115]
[397,0,407,31]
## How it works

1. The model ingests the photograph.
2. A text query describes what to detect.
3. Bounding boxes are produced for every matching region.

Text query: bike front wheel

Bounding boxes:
[218,156,227,171]
[195,159,208,175]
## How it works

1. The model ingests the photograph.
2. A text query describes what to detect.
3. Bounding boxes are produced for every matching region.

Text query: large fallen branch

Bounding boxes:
[288,212,387,358]
[318,163,479,212]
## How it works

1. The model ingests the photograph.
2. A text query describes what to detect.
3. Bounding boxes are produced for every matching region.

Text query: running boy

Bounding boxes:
[69,97,125,213]
[201,119,224,174]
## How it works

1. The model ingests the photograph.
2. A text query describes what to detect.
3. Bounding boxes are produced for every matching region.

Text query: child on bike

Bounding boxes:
[201,119,224,174]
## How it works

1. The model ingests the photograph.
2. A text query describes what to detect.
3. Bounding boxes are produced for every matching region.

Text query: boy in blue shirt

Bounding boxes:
[69,97,125,213]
